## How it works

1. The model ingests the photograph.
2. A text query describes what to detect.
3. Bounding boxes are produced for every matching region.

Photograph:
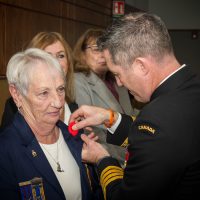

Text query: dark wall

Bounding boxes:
[169,30,200,76]
[0,0,112,75]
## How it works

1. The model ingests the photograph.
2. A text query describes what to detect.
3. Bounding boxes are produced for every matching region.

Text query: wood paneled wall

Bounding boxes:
[0,0,112,75]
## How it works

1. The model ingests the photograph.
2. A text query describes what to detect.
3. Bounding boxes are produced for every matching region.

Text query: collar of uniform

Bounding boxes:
[151,65,195,101]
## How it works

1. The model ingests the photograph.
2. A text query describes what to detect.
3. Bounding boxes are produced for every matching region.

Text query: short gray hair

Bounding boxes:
[6,48,65,96]
[97,12,173,68]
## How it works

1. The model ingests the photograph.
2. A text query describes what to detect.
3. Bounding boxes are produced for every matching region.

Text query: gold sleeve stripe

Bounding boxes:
[100,166,123,181]
[101,175,123,200]
[104,175,123,187]
[101,171,123,186]
[100,166,124,200]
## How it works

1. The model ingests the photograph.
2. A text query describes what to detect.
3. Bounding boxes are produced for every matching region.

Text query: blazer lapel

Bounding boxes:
[15,114,65,199]
[68,102,78,113]
[58,121,82,166]
[58,121,92,199]
[26,140,65,198]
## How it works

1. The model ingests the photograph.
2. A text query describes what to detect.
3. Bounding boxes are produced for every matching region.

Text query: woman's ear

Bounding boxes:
[9,84,22,108]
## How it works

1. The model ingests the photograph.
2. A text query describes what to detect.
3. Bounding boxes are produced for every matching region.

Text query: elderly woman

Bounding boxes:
[1,32,75,130]
[0,48,102,200]
[73,28,138,166]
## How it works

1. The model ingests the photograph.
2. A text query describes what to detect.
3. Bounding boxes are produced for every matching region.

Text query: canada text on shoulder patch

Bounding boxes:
[137,124,156,135]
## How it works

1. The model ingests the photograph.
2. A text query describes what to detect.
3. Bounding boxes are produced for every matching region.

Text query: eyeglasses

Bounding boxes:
[85,45,101,53]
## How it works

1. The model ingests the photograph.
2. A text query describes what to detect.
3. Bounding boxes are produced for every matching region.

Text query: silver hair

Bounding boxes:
[97,12,174,68]
[6,48,66,96]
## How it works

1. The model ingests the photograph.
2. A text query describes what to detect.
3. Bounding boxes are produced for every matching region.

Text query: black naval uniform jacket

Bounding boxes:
[97,65,200,200]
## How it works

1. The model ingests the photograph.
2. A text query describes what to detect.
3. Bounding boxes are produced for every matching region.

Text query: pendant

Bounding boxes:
[57,162,64,172]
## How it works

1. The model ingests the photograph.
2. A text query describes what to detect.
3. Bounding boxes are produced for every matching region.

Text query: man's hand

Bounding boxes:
[69,105,115,130]
[81,134,110,163]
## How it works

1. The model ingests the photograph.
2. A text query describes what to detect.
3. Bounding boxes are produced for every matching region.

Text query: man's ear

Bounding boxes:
[133,57,149,76]
[9,84,22,108]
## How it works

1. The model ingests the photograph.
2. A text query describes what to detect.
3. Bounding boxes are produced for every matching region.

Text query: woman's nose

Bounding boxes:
[50,92,62,108]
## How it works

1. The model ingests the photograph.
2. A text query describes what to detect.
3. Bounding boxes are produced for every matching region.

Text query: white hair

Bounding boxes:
[6,48,66,96]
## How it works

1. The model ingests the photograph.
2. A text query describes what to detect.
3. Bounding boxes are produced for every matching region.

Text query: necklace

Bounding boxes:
[41,139,64,173]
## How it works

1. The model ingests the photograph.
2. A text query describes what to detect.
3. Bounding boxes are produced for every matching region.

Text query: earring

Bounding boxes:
[17,106,22,114]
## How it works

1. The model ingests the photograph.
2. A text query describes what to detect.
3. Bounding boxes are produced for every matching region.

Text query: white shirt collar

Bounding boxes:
[64,103,71,125]
[158,64,186,86]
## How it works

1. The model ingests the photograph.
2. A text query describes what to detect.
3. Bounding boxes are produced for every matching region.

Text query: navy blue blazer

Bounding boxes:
[0,112,102,200]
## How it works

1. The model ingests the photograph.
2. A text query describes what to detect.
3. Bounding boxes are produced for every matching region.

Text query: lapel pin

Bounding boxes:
[32,150,37,157]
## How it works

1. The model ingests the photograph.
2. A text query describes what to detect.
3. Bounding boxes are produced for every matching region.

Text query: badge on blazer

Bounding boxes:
[19,177,45,200]
[32,150,37,157]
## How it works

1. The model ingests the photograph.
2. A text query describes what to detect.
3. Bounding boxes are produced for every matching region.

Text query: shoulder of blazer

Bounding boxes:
[75,72,87,81]
[7,97,18,112]
[75,72,99,86]
[1,97,18,130]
